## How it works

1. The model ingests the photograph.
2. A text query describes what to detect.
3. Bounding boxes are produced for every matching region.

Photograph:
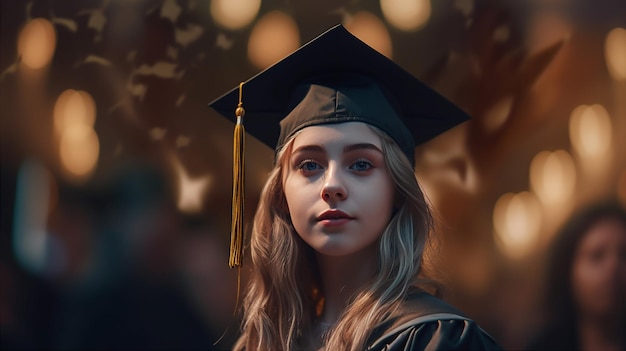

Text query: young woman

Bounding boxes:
[210,25,501,351]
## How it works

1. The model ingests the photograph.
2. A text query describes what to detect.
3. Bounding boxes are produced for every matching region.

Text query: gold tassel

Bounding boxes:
[230,82,246,268]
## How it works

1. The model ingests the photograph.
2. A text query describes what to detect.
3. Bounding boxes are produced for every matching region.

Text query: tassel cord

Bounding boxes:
[230,82,246,269]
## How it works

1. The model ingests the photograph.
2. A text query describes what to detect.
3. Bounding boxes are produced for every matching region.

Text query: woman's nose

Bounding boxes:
[321,166,347,202]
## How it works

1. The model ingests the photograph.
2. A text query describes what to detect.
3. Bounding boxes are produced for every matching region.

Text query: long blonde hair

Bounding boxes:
[233,125,434,351]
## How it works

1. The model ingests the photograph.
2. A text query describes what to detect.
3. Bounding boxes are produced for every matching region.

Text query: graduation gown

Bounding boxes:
[366,292,502,351]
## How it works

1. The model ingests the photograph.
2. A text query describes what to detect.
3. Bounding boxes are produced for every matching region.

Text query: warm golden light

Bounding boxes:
[55,89,99,181]
[247,11,300,69]
[168,152,212,214]
[380,0,431,32]
[54,90,96,135]
[569,104,612,158]
[605,27,626,81]
[18,18,57,69]
[59,125,100,178]
[530,150,576,206]
[493,191,542,259]
[344,11,393,58]
[210,0,261,30]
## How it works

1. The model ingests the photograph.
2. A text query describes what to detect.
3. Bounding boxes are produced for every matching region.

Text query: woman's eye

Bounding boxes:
[350,159,373,172]
[297,160,321,172]
[589,249,605,263]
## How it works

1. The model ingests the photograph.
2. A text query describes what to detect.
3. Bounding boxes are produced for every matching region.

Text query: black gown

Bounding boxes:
[366,292,502,351]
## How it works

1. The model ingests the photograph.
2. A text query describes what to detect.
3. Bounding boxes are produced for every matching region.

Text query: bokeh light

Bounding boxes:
[605,27,626,81]
[54,90,96,135]
[54,89,100,180]
[380,0,431,32]
[569,104,612,159]
[493,191,542,259]
[247,11,300,69]
[59,125,100,178]
[210,0,261,30]
[17,18,57,69]
[530,150,576,206]
[344,11,393,58]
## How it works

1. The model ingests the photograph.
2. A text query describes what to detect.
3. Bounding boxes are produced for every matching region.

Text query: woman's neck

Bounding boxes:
[315,246,378,324]
[578,315,625,351]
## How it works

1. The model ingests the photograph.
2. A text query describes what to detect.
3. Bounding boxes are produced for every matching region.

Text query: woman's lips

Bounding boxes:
[317,209,354,227]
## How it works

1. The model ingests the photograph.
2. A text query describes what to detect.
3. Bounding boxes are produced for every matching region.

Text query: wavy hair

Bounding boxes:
[233,125,435,351]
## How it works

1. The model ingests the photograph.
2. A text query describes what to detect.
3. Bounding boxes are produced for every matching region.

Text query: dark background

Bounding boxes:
[1,0,625,349]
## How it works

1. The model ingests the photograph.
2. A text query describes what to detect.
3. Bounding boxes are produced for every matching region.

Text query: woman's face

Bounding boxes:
[282,122,395,258]
[571,217,626,318]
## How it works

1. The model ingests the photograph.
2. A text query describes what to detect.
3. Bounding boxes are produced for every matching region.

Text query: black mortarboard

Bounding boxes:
[210,24,469,166]
[209,24,470,267]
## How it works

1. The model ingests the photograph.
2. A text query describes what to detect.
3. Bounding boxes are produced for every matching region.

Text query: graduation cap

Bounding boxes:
[209,24,470,268]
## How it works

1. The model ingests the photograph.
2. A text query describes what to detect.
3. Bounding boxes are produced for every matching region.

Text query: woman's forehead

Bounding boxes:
[578,218,626,250]
[291,122,383,150]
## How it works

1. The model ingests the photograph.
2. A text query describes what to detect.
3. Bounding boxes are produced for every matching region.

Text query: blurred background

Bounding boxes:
[1,0,625,350]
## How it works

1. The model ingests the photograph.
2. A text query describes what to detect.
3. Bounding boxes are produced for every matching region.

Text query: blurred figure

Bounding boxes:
[528,200,626,350]
[177,216,242,349]
[53,163,228,350]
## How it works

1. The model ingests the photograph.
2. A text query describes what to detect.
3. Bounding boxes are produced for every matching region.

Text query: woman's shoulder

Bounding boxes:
[366,292,502,351]
[399,290,466,317]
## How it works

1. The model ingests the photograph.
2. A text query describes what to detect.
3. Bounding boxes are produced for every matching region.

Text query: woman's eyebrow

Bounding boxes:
[291,144,325,154]
[292,143,382,155]
[344,143,382,153]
